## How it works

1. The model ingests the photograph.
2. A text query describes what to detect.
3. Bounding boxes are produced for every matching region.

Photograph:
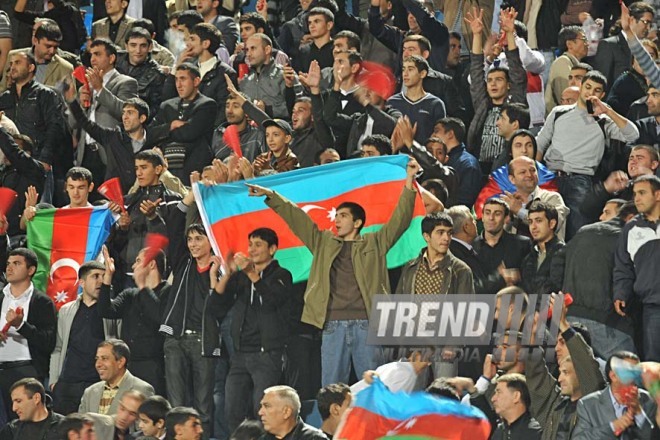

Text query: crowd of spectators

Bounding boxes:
[0,0,659,439]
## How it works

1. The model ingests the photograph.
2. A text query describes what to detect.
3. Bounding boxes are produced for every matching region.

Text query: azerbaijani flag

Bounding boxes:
[335,378,490,440]
[27,207,116,309]
[474,161,558,219]
[194,156,426,282]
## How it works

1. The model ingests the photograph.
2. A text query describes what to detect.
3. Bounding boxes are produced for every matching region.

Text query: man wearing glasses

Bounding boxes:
[545,26,589,114]
[591,1,655,87]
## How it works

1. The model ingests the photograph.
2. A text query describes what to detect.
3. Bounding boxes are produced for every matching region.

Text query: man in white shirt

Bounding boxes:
[0,247,56,421]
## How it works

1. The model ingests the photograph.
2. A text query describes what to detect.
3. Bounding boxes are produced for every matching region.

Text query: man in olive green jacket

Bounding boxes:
[247,157,419,385]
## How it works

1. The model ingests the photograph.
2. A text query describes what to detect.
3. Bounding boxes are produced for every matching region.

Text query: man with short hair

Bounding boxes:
[592,2,655,88]
[573,352,657,439]
[70,38,139,190]
[247,158,420,386]
[92,0,136,49]
[360,134,392,157]
[136,395,170,439]
[58,413,96,440]
[0,247,56,421]
[79,339,154,414]
[258,386,327,440]
[520,201,566,297]
[171,22,236,126]
[387,55,446,144]
[149,63,217,185]
[231,12,289,74]
[569,63,592,88]
[0,20,73,92]
[0,378,64,439]
[465,7,527,173]
[0,51,67,181]
[196,0,239,54]
[545,26,589,113]
[240,34,290,119]
[614,175,660,361]
[65,74,151,194]
[317,383,351,439]
[98,247,169,396]
[49,261,119,415]
[491,374,543,439]
[503,156,569,241]
[115,27,166,120]
[63,167,94,208]
[293,7,335,72]
[564,201,638,361]
[396,212,474,295]
[165,407,203,440]
[473,198,531,280]
[214,228,292,432]
[433,118,482,207]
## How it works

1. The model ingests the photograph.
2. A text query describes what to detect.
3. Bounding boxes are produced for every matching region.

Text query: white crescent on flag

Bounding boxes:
[49,258,81,282]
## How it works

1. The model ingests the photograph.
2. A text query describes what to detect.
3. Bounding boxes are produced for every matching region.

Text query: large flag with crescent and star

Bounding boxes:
[335,378,491,440]
[27,207,116,309]
[193,155,426,283]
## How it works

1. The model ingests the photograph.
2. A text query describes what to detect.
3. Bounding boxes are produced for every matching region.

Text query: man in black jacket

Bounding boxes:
[0,248,57,422]
[115,27,166,121]
[149,63,217,185]
[520,201,566,297]
[160,224,233,436]
[259,386,328,440]
[212,92,266,162]
[98,246,169,396]
[0,52,67,185]
[491,374,543,439]
[65,79,152,194]
[0,378,64,440]
[213,228,292,433]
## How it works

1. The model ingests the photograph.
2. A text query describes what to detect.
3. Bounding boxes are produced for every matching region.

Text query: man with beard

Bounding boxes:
[212,92,266,162]
[635,86,660,148]
[49,262,119,415]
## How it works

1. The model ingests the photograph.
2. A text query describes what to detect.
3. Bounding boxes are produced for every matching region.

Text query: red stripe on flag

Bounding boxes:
[335,406,400,440]
[211,181,425,256]
[46,209,92,307]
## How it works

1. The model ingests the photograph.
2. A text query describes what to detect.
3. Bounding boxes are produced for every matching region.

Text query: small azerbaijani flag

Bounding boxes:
[474,161,558,219]
[27,207,116,309]
[335,378,491,440]
[193,155,426,283]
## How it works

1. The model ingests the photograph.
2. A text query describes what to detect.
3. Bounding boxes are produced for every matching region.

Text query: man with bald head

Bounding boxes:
[503,156,569,241]
[239,33,290,119]
[560,86,580,106]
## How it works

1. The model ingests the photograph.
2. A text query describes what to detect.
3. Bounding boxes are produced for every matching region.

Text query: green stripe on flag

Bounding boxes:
[275,216,425,283]
[26,208,56,292]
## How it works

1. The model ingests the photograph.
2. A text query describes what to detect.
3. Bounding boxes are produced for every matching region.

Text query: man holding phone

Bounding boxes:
[535,70,639,240]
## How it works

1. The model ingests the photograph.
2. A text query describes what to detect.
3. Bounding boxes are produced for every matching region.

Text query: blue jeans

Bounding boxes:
[556,174,592,240]
[540,50,556,86]
[321,320,381,386]
[567,317,636,360]
[643,305,660,361]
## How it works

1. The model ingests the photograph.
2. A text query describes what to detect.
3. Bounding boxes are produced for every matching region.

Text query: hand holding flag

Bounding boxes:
[1,306,23,336]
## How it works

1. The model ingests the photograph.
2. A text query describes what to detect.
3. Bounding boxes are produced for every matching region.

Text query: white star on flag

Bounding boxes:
[55,291,69,303]
[327,207,336,222]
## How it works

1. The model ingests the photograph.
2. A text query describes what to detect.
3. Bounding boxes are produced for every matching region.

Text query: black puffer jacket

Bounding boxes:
[115,52,166,120]
[521,236,566,297]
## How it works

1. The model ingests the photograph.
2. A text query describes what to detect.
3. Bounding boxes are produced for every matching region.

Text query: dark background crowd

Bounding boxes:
[0,0,658,439]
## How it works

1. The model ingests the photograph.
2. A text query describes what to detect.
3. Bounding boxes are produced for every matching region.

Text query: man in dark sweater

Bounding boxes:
[0,378,64,440]
[98,246,169,396]
[213,228,292,433]
[160,223,233,436]
[387,55,446,144]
